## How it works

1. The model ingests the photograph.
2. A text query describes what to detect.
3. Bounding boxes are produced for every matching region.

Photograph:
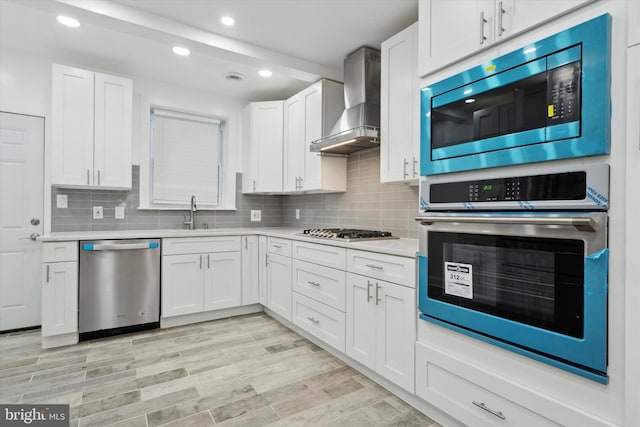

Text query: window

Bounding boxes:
[150,108,223,208]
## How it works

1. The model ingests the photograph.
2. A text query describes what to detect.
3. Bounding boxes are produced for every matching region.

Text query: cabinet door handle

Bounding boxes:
[266,254,269,267]
[497,1,506,36]
[480,11,488,45]
[207,254,210,269]
[366,280,373,302]
[472,401,505,420]
[253,179,256,192]
[307,316,320,325]
[375,283,381,305]
[245,237,248,250]
[272,244,282,249]
[365,263,384,270]
[413,157,418,177]
[307,280,321,287]
[199,254,203,269]
[403,158,409,178]
[87,169,90,185]
[46,264,50,283]
[97,170,101,186]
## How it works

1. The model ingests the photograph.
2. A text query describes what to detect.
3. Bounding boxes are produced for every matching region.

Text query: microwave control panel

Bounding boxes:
[547,61,582,125]
[429,171,587,203]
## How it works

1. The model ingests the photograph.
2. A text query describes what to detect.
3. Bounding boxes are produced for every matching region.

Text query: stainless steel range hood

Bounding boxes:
[310,47,381,155]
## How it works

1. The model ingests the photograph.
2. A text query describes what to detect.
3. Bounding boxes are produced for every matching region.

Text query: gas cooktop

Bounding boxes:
[300,228,399,242]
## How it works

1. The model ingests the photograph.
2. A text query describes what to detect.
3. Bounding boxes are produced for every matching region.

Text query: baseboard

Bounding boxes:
[160,304,263,328]
[41,332,79,349]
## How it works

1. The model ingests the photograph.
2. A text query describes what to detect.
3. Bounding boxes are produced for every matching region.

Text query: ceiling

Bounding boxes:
[0,0,418,101]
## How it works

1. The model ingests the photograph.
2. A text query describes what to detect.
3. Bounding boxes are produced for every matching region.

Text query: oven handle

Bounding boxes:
[414,215,598,232]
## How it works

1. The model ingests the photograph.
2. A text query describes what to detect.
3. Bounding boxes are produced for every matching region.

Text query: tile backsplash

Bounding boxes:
[51,167,283,232]
[51,151,420,237]
[281,149,420,238]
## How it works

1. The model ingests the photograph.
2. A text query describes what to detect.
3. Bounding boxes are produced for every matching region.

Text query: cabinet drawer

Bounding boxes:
[292,241,346,270]
[346,249,415,287]
[292,292,345,352]
[415,343,594,427]
[267,237,292,256]
[42,241,78,263]
[163,236,241,255]
[292,259,346,311]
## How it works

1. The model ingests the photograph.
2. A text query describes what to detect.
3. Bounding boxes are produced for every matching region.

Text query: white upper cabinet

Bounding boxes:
[242,101,284,194]
[381,22,420,184]
[630,0,640,47]
[419,0,493,76]
[51,64,132,189]
[418,0,593,77]
[93,72,132,189]
[283,79,346,193]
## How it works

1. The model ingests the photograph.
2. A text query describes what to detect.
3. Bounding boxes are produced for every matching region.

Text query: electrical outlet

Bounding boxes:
[56,194,68,208]
[115,206,125,219]
[93,206,103,219]
[250,210,262,222]
[296,209,300,220]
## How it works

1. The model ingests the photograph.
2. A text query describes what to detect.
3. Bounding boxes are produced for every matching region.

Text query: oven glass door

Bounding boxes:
[416,211,608,381]
[428,232,584,338]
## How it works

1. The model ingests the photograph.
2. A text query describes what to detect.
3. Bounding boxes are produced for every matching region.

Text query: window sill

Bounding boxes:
[137,206,238,211]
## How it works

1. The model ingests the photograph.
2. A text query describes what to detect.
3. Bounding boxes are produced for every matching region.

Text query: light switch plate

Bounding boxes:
[56,194,68,208]
[115,206,125,219]
[93,206,103,219]
[250,210,262,222]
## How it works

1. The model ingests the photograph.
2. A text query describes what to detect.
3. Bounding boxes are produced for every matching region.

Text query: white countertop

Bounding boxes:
[40,227,419,258]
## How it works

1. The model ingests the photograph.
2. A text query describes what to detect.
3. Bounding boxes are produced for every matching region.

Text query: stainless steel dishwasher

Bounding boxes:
[79,239,160,339]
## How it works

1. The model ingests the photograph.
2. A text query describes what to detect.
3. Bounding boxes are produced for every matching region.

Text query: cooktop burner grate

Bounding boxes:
[301,228,399,241]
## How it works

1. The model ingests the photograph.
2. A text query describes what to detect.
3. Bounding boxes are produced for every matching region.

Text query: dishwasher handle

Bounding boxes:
[82,242,159,251]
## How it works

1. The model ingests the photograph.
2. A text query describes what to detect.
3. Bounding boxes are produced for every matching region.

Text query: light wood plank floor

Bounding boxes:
[1,313,441,426]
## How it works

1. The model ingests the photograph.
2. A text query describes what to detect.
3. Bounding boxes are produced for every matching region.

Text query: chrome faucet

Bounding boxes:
[184,195,197,230]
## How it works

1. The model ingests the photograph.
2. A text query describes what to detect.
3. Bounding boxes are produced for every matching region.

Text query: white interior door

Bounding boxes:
[0,112,44,331]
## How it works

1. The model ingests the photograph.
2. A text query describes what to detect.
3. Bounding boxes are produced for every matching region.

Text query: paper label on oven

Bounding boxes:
[444,262,473,299]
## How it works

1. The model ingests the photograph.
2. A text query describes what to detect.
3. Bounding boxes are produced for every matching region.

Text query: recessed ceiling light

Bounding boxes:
[172,46,190,56]
[258,69,273,78]
[57,15,80,28]
[465,98,476,104]
[221,16,235,26]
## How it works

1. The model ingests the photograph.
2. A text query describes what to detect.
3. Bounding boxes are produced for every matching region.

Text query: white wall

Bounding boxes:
[0,46,248,230]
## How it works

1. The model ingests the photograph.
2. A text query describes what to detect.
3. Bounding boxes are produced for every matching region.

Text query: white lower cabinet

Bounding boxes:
[162,237,241,318]
[416,342,608,426]
[42,262,78,337]
[266,252,292,321]
[258,236,268,305]
[346,270,416,393]
[162,254,204,316]
[204,252,242,311]
[291,246,347,352]
[292,292,345,352]
[242,236,260,305]
[292,259,346,311]
[41,242,78,338]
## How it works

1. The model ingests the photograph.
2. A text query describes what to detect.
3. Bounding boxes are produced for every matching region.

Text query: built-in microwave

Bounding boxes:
[420,14,611,176]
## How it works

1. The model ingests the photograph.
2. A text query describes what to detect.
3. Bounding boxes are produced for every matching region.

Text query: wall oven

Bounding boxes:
[416,164,609,383]
[420,14,611,175]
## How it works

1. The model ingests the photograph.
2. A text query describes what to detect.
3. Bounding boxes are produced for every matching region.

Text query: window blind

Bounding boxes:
[151,109,222,207]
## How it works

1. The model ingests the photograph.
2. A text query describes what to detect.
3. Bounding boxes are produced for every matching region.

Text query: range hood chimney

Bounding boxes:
[310,47,381,155]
